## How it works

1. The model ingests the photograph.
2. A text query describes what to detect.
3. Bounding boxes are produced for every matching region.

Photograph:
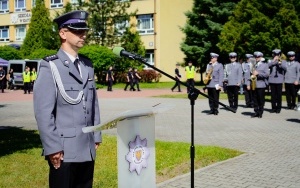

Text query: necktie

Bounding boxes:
[74,59,80,73]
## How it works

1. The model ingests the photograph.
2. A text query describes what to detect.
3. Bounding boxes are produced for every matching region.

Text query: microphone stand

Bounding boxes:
[124,53,236,188]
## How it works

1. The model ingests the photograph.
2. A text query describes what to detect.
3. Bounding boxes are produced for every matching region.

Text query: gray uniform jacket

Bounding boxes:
[224,62,243,86]
[253,61,269,88]
[281,61,300,84]
[267,60,285,84]
[242,62,251,86]
[33,48,101,162]
[206,62,224,88]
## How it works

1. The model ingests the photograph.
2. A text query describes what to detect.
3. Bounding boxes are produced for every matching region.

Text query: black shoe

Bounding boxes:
[271,109,276,113]
[171,89,174,92]
[207,110,214,115]
[178,90,182,92]
[138,90,141,91]
[251,113,259,118]
[214,110,219,115]
[276,109,281,113]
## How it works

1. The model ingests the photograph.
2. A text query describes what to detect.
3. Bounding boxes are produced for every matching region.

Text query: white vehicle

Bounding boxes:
[7,59,41,87]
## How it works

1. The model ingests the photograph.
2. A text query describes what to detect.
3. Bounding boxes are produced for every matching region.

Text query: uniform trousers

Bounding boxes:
[133,79,141,91]
[207,87,220,112]
[269,83,283,111]
[285,83,297,109]
[243,85,253,106]
[171,78,181,92]
[124,80,135,91]
[226,85,239,109]
[48,160,95,188]
[252,88,265,115]
[107,78,113,91]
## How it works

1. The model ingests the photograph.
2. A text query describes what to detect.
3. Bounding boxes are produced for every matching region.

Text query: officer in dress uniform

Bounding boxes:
[242,54,254,107]
[33,10,101,188]
[224,52,243,110]
[251,51,269,118]
[281,51,300,109]
[268,49,285,113]
[205,53,224,115]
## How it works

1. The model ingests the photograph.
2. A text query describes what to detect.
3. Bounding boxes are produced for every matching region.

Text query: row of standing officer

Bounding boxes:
[205,49,299,118]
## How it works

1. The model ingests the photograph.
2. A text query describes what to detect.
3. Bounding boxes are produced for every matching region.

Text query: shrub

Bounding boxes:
[0,46,22,60]
[27,48,57,59]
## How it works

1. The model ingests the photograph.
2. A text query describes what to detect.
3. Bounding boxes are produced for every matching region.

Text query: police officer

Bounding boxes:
[282,51,300,109]
[224,52,243,110]
[124,67,135,91]
[33,10,101,187]
[242,54,254,107]
[31,67,37,92]
[251,51,269,118]
[268,49,285,113]
[0,66,5,93]
[171,63,181,92]
[23,66,31,94]
[133,68,141,91]
[106,66,114,91]
[206,53,224,115]
[185,60,195,93]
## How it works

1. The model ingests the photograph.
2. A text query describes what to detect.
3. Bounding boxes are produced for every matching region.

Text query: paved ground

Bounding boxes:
[1,88,300,188]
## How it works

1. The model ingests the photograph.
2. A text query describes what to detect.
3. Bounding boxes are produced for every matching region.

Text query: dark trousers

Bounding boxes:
[107,79,113,91]
[243,85,253,106]
[207,88,220,112]
[124,80,135,91]
[269,83,283,110]
[48,160,95,188]
[0,79,5,92]
[171,78,181,92]
[186,79,194,93]
[226,85,239,109]
[252,88,265,115]
[133,80,140,91]
[285,83,297,109]
[24,82,31,94]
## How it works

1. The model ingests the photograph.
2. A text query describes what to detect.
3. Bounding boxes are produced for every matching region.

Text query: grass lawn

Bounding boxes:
[0,128,242,188]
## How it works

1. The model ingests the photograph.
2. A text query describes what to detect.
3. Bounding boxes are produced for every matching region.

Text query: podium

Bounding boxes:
[82,105,173,188]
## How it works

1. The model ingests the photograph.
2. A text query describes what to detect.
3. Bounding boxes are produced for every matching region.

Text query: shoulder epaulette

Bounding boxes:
[43,54,58,62]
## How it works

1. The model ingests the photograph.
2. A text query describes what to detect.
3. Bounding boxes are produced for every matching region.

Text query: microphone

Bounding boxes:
[112,47,146,62]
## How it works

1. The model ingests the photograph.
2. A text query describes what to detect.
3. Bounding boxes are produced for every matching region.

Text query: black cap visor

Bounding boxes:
[62,22,89,30]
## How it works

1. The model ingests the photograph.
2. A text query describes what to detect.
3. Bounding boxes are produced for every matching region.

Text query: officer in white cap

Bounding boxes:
[267,49,285,113]
[281,51,300,109]
[224,52,243,110]
[205,52,224,115]
[242,54,254,107]
[251,51,269,118]
[33,10,101,187]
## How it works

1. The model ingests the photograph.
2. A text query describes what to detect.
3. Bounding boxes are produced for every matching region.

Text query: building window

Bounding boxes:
[115,20,128,35]
[144,50,154,68]
[0,26,9,42]
[32,0,36,7]
[15,25,26,41]
[15,0,26,12]
[0,0,9,13]
[137,14,154,35]
[51,0,63,8]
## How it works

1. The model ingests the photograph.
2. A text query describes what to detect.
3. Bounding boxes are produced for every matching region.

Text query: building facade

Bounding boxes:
[0,0,193,81]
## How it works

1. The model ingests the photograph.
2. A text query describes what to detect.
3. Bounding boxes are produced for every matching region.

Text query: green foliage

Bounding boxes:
[21,0,60,57]
[217,0,300,57]
[180,0,239,74]
[79,0,135,47]
[117,24,146,71]
[0,46,22,60]
[79,45,116,82]
[27,48,57,59]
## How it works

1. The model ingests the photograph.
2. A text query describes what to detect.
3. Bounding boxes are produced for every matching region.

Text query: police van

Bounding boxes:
[7,59,41,87]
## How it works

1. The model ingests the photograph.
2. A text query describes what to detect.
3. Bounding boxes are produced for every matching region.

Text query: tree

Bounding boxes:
[80,0,136,47]
[0,46,22,60]
[217,0,300,58]
[79,45,116,83]
[21,0,60,57]
[117,21,145,72]
[180,0,239,80]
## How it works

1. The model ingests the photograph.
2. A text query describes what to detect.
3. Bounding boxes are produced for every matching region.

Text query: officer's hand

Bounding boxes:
[295,81,299,85]
[247,86,250,90]
[49,151,64,169]
[95,142,101,150]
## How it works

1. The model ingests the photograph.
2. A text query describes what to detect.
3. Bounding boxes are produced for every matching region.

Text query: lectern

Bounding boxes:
[82,105,173,188]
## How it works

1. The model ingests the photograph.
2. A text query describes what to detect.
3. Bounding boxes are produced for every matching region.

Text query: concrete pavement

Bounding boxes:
[1,89,300,187]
